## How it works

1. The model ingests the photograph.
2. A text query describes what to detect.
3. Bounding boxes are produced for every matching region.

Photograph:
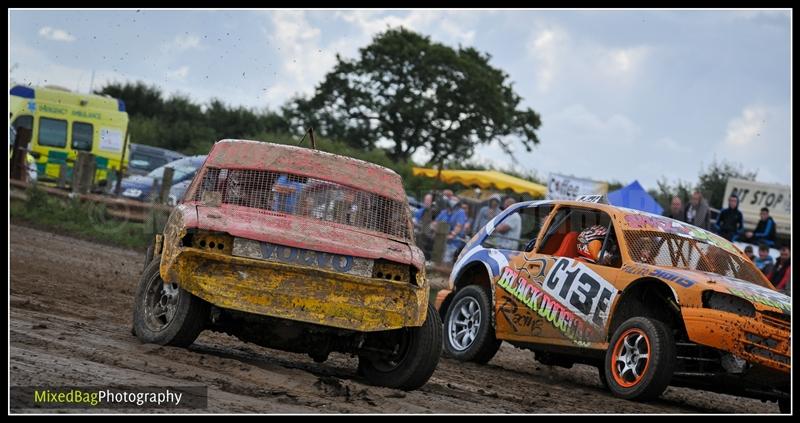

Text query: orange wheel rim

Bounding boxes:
[611,328,651,388]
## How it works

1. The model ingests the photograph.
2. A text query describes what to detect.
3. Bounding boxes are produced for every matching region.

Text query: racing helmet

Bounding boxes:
[577,225,608,262]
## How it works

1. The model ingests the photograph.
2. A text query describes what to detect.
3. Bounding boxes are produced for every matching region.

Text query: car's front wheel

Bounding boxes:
[443,285,502,364]
[358,303,442,391]
[604,316,675,400]
[132,259,208,347]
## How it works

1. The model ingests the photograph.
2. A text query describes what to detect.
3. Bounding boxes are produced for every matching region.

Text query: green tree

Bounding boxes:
[285,27,542,164]
[95,81,164,117]
[607,180,625,192]
[697,159,758,209]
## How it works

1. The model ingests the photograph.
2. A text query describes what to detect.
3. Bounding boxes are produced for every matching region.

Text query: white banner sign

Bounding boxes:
[723,178,791,235]
[99,128,123,153]
[547,173,608,201]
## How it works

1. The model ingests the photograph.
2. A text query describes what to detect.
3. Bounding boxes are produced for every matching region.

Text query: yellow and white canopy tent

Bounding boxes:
[411,167,547,198]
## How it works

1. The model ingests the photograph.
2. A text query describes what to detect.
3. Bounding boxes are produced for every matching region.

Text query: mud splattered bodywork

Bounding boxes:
[437,199,789,406]
[158,140,427,332]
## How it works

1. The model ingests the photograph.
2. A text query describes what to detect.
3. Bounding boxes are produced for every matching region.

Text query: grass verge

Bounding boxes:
[10,186,153,251]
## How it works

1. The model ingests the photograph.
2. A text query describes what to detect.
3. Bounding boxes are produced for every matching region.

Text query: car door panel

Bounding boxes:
[495,254,619,347]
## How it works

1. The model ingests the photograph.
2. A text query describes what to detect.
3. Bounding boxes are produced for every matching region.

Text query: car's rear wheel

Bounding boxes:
[132,259,208,347]
[358,303,442,391]
[604,316,675,400]
[443,285,501,364]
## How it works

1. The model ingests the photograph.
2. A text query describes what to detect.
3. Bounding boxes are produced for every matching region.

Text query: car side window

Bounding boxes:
[521,205,554,252]
[538,206,621,268]
[481,205,553,252]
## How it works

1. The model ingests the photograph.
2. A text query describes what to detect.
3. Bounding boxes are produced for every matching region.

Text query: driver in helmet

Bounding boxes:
[577,224,609,264]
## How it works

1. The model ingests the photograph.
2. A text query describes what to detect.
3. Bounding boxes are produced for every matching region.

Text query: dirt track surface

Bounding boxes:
[10,224,781,413]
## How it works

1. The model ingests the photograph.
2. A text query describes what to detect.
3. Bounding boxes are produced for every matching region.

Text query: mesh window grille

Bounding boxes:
[624,230,764,284]
[189,167,412,240]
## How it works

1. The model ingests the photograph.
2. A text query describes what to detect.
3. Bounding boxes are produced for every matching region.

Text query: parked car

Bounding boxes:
[128,143,186,177]
[434,196,790,411]
[132,139,441,390]
[167,179,192,206]
[119,155,206,202]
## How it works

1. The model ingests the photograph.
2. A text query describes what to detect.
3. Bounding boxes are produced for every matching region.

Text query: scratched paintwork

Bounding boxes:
[231,237,374,278]
[202,139,407,202]
[157,140,428,333]
[163,248,427,332]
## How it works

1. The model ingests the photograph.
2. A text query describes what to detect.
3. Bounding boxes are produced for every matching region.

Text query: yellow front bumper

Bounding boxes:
[160,247,428,332]
[683,308,790,373]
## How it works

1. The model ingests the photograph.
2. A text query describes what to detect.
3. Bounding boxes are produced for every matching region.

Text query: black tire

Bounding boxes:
[604,316,675,401]
[443,285,501,364]
[132,259,208,347]
[358,303,442,391]
[143,244,155,273]
[778,397,789,414]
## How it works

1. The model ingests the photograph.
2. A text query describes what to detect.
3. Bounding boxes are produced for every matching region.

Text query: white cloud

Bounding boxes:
[473,104,644,182]
[166,66,190,81]
[161,34,201,53]
[724,105,767,146]
[656,136,692,154]
[527,29,562,92]
[255,10,483,108]
[526,22,650,93]
[267,11,338,103]
[606,46,649,74]
[38,26,75,42]
[712,104,789,185]
[335,10,477,46]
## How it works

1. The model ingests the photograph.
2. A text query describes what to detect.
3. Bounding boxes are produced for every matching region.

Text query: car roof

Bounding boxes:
[204,139,406,202]
[131,143,186,158]
[515,198,742,256]
[159,155,207,169]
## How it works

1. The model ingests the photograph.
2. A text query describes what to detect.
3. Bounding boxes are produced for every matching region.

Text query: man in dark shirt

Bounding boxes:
[742,207,777,247]
[663,196,686,222]
[714,194,744,241]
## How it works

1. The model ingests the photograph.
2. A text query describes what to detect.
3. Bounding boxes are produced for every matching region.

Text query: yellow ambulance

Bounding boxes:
[9,85,130,185]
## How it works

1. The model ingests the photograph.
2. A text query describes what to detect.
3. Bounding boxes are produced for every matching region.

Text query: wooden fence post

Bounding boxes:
[156,167,174,205]
[432,220,449,266]
[57,163,69,189]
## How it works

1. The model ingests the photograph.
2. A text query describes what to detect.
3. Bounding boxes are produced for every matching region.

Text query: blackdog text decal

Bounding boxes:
[497,257,619,346]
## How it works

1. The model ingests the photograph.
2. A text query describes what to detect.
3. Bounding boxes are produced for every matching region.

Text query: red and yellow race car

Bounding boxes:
[435,196,790,412]
[133,139,440,390]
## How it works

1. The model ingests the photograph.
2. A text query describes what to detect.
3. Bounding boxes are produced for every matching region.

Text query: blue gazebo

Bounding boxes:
[607,180,664,215]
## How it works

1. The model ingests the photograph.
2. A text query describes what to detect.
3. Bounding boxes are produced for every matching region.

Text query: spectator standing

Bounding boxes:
[664,196,686,222]
[685,191,711,230]
[474,194,502,235]
[742,207,777,247]
[490,197,522,250]
[271,174,305,213]
[714,194,744,241]
[413,193,434,224]
[461,202,474,237]
[770,246,791,296]
[433,198,467,264]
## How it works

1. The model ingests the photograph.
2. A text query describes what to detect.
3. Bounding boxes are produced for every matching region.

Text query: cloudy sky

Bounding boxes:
[9,9,792,196]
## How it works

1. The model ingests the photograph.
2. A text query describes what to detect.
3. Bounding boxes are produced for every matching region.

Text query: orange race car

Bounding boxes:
[434,196,790,412]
